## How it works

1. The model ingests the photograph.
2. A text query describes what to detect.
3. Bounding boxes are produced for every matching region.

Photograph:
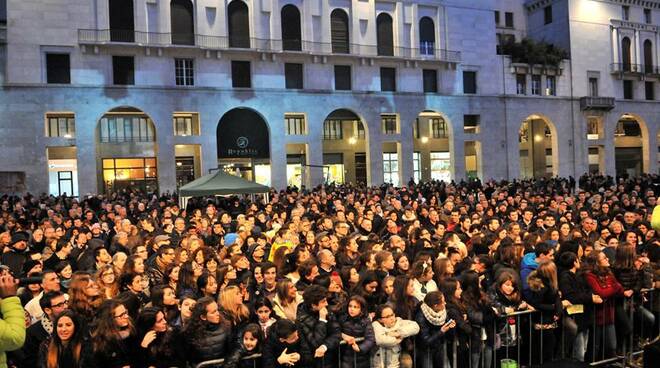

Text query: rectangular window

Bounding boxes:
[113,56,134,85]
[413,152,421,183]
[285,63,303,89]
[623,80,633,99]
[383,152,399,187]
[431,118,448,138]
[587,117,599,140]
[46,53,71,84]
[174,58,194,86]
[231,61,251,88]
[545,75,556,96]
[102,158,158,193]
[323,120,343,140]
[544,6,553,24]
[380,67,396,92]
[497,33,515,55]
[463,71,476,94]
[285,114,306,135]
[382,115,398,135]
[589,77,599,97]
[505,12,514,28]
[334,65,351,90]
[423,69,438,93]
[46,114,75,138]
[495,11,500,25]
[645,9,652,24]
[100,116,154,142]
[516,74,526,95]
[645,81,655,100]
[413,119,420,139]
[430,151,451,182]
[356,121,365,139]
[531,75,541,95]
[173,114,199,136]
[464,115,480,134]
[622,6,630,21]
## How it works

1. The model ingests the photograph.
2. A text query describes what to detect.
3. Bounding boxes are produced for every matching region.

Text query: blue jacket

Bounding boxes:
[520,253,538,298]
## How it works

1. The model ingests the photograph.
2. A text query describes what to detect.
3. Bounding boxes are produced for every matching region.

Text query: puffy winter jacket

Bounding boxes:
[371,317,419,368]
[185,321,232,364]
[0,296,26,368]
[334,313,375,368]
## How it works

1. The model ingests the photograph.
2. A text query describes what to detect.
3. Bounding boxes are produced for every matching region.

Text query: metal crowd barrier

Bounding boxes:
[193,289,659,368]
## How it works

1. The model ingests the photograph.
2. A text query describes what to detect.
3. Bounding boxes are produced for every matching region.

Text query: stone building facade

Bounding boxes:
[0,0,659,195]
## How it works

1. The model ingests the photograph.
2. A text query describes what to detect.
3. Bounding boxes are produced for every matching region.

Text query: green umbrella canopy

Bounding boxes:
[179,170,270,197]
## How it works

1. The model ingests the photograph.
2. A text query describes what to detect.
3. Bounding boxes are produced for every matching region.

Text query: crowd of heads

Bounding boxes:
[0,172,658,367]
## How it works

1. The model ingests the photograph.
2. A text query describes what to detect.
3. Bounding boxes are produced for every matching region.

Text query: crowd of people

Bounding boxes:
[0,173,658,368]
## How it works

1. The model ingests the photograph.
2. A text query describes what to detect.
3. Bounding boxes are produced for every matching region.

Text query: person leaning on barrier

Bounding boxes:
[262,319,312,368]
[0,272,26,368]
[372,303,419,368]
[295,285,338,368]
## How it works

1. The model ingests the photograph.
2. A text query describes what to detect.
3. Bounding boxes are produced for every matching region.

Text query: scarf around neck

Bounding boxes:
[420,302,447,326]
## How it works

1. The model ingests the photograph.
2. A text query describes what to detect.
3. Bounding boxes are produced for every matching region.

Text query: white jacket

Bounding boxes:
[371,317,420,368]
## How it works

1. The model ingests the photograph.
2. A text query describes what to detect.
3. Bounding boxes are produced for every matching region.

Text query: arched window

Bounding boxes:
[376,13,394,56]
[171,0,194,45]
[228,0,250,48]
[281,5,302,51]
[621,37,632,71]
[644,40,653,73]
[109,0,134,42]
[331,9,349,54]
[419,17,435,55]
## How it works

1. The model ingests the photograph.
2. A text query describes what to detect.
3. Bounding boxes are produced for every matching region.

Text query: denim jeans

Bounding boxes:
[572,330,588,361]
[586,324,616,362]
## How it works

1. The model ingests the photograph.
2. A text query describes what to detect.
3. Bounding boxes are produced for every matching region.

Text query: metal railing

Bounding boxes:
[191,289,658,368]
[579,96,615,111]
[78,29,461,63]
[610,62,660,74]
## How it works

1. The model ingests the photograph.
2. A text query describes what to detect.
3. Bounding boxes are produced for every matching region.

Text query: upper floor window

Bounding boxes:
[175,58,194,86]
[463,71,476,94]
[334,65,352,90]
[419,17,435,55]
[109,0,134,42]
[171,0,194,45]
[285,63,303,89]
[622,37,632,71]
[494,11,500,25]
[531,75,541,95]
[46,114,75,138]
[589,77,599,97]
[622,6,630,21]
[545,76,556,96]
[382,114,398,135]
[113,56,134,85]
[323,120,343,140]
[423,69,438,93]
[231,60,251,88]
[331,9,350,54]
[100,115,155,143]
[173,113,200,136]
[377,13,394,56]
[645,9,652,24]
[516,74,526,95]
[644,40,654,73]
[544,6,553,25]
[46,53,70,84]
[285,114,306,135]
[505,12,514,28]
[380,67,396,92]
[464,115,480,134]
[431,117,448,138]
[228,0,250,48]
[281,5,302,51]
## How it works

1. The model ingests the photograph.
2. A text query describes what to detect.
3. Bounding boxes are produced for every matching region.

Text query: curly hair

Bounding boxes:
[68,274,103,320]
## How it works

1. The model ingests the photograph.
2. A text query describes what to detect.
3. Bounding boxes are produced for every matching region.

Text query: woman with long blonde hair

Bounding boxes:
[218,285,250,331]
[95,265,119,299]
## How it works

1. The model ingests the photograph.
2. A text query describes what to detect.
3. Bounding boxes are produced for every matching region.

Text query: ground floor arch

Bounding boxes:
[216,107,271,186]
[518,114,558,179]
[96,106,158,193]
[321,109,369,185]
[614,113,649,177]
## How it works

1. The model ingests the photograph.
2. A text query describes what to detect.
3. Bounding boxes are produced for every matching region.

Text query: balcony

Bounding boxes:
[579,97,615,111]
[78,29,461,64]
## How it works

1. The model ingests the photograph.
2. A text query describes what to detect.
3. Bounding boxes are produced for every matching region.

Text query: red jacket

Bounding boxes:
[584,272,623,325]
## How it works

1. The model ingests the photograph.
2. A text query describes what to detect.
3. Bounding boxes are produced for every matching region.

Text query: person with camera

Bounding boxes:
[0,272,27,368]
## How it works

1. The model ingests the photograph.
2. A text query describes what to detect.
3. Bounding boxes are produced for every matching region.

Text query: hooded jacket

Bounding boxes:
[520,253,538,299]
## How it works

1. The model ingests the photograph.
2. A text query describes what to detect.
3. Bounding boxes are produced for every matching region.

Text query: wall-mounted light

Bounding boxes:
[348,137,357,145]
[421,136,429,144]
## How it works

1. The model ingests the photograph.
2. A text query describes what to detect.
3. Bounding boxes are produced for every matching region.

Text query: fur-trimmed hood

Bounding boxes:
[526,270,545,292]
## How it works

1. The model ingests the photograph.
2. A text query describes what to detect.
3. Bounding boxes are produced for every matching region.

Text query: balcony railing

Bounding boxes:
[579,96,615,111]
[78,29,461,63]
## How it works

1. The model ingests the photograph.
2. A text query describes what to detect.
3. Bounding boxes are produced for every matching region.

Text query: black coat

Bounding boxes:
[17,320,51,368]
[262,330,313,368]
[185,322,232,364]
[333,313,375,368]
[414,305,453,368]
[559,270,594,330]
[92,335,138,368]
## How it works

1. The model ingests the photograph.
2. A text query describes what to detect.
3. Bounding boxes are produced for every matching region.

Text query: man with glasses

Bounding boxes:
[18,291,67,367]
[24,270,61,325]
[147,244,176,287]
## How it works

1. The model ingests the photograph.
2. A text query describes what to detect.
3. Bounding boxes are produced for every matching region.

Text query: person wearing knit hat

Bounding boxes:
[224,233,239,247]
[2,232,30,277]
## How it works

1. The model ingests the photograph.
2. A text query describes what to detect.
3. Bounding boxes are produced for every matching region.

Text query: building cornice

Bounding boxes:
[525,0,555,12]
[611,19,658,31]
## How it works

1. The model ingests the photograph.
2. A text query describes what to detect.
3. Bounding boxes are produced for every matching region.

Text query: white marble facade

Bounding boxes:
[0,0,659,194]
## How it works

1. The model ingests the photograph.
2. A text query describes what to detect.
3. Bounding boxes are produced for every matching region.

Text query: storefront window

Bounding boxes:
[102,158,158,193]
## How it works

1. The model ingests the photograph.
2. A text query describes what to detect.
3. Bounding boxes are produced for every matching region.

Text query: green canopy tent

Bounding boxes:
[178,170,270,208]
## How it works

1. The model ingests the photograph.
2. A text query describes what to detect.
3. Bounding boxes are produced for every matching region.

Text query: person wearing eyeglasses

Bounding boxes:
[372,303,419,368]
[91,300,137,368]
[17,291,65,367]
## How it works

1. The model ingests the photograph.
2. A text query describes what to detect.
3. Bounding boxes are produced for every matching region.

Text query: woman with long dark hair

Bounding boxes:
[439,277,471,367]
[176,261,202,298]
[38,311,92,368]
[461,270,496,368]
[135,307,184,368]
[183,296,231,365]
[91,300,137,368]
